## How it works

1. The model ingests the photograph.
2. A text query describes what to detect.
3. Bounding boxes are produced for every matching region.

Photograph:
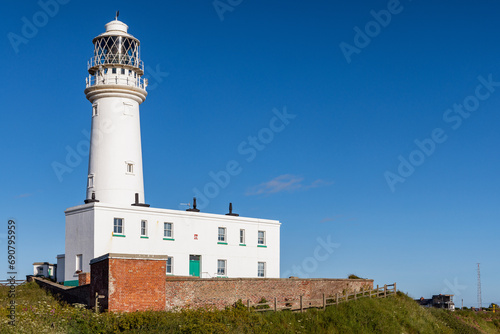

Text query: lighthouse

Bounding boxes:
[60,17,280,286]
[84,18,148,206]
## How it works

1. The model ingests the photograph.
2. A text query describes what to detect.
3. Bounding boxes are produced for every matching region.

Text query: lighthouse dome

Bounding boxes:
[105,19,128,33]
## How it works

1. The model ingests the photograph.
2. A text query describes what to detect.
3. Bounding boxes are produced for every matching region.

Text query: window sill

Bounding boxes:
[140,236,149,239]
[113,234,126,237]
[163,238,175,241]
[217,242,228,245]
[257,245,267,248]
[239,244,246,246]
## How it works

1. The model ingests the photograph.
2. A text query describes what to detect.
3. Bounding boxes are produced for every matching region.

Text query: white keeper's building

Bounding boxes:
[57,18,281,286]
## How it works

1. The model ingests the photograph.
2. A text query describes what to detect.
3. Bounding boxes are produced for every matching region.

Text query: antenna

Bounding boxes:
[115,10,120,20]
[477,263,482,311]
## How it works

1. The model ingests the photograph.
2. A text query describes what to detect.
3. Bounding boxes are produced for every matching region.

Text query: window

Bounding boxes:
[113,218,124,234]
[126,163,134,174]
[164,222,173,238]
[112,68,117,74]
[141,220,148,237]
[218,227,226,242]
[104,68,108,74]
[128,69,132,76]
[121,68,125,75]
[258,231,266,245]
[258,262,266,277]
[87,175,94,188]
[92,103,98,116]
[166,257,173,274]
[123,102,133,116]
[240,229,245,244]
[76,254,82,272]
[217,259,226,276]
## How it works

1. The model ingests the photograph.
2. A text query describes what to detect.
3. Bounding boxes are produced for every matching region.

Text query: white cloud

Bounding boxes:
[246,174,332,196]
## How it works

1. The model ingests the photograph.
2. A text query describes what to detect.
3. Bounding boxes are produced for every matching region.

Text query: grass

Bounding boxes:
[1,282,500,333]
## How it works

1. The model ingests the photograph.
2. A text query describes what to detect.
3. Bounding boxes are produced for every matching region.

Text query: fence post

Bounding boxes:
[377,285,379,297]
[95,292,99,314]
[300,296,303,312]
[336,293,338,305]
[394,282,397,295]
[274,297,277,312]
[247,299,250,311]
[323,293,326,310]
[384,285,387,298]
[354,289,357,300]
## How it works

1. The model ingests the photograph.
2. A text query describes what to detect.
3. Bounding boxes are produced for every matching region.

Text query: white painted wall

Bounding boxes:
[86,96,145,206]
[64,205,95,283]
[56,254,65,283]
[64,203,280,282]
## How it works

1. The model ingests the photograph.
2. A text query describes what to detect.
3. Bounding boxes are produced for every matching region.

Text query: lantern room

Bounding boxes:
[86,19,146,90]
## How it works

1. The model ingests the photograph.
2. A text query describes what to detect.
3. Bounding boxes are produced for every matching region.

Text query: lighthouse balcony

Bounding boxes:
[86,74,148,89]
[88,56,144,75]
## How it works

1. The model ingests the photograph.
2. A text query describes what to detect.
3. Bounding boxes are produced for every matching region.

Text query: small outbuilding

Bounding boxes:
[32,262,57,280]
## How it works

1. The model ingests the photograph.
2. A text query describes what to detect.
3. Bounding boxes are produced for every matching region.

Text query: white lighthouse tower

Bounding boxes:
[84,17,148,207]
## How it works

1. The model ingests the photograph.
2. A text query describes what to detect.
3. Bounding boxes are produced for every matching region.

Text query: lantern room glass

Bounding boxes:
[93,36,140,67]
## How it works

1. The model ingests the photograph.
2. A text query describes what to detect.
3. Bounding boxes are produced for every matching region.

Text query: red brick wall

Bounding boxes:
[78,272,90,286]
[108,258,166,312]
[91,256,167,312]
[165,278,373,310]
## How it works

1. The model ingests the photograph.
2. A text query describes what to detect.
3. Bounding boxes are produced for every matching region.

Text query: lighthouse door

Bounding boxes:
[189,255,201,277]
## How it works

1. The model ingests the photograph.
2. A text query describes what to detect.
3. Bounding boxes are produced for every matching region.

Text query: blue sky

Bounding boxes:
[1,0,499,307]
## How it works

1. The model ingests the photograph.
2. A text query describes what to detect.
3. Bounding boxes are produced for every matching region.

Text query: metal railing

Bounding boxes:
[85,75,147,89]
[88,56,144,72]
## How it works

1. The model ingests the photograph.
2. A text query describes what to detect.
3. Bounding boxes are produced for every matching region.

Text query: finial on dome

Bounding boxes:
[115,10,120,20]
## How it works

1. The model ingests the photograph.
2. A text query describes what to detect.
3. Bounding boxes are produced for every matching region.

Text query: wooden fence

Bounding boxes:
[248,283,396,312]
[0,280,25,286]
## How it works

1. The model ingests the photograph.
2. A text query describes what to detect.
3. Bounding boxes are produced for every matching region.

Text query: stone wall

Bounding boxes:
[88,253,374,312]
[164,277,373,310]
[28,276,90,306]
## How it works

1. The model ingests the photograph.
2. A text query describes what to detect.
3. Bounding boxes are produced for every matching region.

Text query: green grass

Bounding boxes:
[1,283,500,333]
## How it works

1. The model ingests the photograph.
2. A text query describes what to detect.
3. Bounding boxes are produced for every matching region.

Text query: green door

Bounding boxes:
[189,255,200,277]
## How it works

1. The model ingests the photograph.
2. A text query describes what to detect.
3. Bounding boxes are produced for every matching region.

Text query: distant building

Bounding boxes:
[32,262,56,280]
[416,294,455,311]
